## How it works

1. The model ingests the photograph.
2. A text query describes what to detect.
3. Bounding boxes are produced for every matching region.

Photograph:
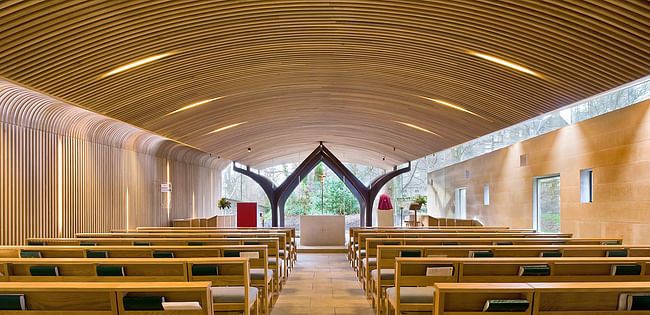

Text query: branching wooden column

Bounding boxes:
[234,143,411,227]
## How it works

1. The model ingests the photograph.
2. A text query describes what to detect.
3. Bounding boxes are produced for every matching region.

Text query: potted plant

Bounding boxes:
[410,195,427,210]
[218,198,232,213]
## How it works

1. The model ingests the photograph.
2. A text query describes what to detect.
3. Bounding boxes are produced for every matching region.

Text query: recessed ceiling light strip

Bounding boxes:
[101,52,175,78]
[468,51,543,78]
[167,97,223,116]
[394,121,441,137]
[419,96,491,121]
[206,122,247,134]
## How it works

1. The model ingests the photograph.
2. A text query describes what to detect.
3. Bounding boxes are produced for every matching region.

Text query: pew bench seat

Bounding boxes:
[251,269,274,281]
[211,286,258,303]
[371,269,395,280]
[386,286,435,303]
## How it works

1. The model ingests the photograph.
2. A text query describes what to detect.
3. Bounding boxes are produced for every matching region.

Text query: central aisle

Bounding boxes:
[270,253,374,315]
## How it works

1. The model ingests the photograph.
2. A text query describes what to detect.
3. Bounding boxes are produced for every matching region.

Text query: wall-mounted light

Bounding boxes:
[247,147,252,152]
[382,156,386,161]
[101,52,175,78]
[394,121,441,137]
[167,97,223,116]
[206,122,247,135]
[468,51,543,78]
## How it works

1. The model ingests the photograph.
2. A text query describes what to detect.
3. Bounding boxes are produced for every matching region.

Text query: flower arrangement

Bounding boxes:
[414,195,427,206]
[218,198,231,210]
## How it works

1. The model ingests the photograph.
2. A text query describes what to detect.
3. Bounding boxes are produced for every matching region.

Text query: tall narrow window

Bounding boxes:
[455,187,467,219]
[580,169,593,203]
[534,175,561,233]
[483,184,490,206]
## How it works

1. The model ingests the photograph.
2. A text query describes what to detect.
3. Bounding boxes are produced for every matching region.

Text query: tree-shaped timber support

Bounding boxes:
[233,144,411,227]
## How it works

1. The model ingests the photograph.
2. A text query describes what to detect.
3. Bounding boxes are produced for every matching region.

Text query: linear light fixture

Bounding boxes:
[125,188,129,232]
[166,97,223,116]
[394,121,441,136]
[468,51,542,78]
[101,52,174,78]
[57,136,63,238]
[206,122,247,134]
[420,96,491,121]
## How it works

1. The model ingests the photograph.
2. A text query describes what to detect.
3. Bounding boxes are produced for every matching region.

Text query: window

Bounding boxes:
[483,184,490,206]
[455,187,467,219]
[580,168,593,203]
[533,175,560,233]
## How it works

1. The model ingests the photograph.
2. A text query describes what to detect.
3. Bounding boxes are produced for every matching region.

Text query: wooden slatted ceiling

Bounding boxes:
[0,0,648,169]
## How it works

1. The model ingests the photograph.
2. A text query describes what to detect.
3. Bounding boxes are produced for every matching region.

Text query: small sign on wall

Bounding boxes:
[161,183,172,192]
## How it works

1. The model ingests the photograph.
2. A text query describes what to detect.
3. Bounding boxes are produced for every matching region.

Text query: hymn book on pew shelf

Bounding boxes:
[426,266,454,277]
[30,265,60,276]
[97,265,126,276]
[518,265,551,276]
[469,250,494,258]
[618,293,650,310]
[0,294,26,310]
[482,299,529,312]
[153,251,175,258]
[192,264,219,276]
[162,301,202,310]
[240,251,260,259]
[540,251,562,257]
[607,249,628,257]
[87,250,108,258]
[399,250,421,257]
[19,250,42,258]
[123,295,165,310]
[611,264,642,276]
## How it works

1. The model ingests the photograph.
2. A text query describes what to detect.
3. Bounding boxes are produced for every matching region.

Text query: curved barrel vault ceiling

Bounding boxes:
[1,0,648,169]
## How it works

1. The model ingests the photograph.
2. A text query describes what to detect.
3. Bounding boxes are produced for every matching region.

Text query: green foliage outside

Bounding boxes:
[285,162,359,216]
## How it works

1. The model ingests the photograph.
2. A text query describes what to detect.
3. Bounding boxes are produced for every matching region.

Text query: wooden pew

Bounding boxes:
[433,281,650,315]
[0,257,259,315]
[347,227,536,264]
[365,241,631,289]
[433,283,534,315]
[0,244,275,314]
[369,244,650,307]
[77,231,294,274]
[0,281,214,314]
[117,227,297,268]
[357,237,620,283]
[386,257,650,314]
[352,231,571,270]
[27,237,286,286]
[529,281,650,314]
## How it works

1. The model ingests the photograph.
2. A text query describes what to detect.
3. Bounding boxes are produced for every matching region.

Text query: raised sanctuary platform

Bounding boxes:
[299,215,345,246]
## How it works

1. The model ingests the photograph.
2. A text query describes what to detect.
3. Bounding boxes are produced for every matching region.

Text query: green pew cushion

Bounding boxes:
[211,286,258,303]
[278,250,285,257]
[250,268,274,280]
[268,258,277,266]
[359,249,366,257]
[371,269,395,281]
[386,286,435,304]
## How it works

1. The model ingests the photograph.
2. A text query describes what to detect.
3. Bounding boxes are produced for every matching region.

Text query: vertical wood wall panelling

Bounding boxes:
[0,80,229,245]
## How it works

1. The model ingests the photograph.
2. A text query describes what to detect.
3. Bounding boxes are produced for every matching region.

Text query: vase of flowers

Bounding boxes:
[410,195,427,210]
[218,198,231,214]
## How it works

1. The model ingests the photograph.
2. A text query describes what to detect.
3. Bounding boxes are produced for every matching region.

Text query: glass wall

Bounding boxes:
[221,158,430,229]
[425,76,650,172]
